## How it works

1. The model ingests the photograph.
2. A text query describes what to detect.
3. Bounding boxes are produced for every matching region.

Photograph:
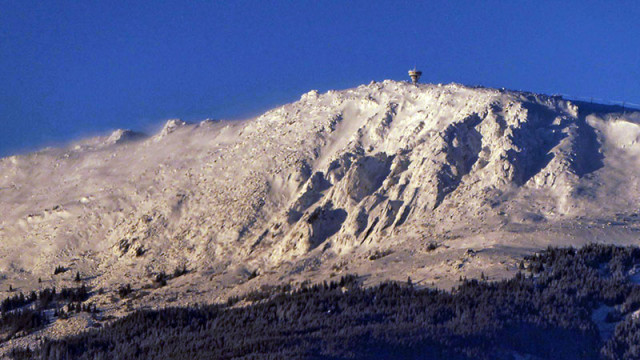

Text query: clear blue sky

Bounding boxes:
[1,1,639,156]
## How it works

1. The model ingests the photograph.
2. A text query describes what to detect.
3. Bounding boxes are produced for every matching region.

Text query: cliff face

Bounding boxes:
[1,80,640,300]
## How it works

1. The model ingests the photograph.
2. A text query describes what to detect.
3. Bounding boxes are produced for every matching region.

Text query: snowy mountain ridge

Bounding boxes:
[1,80,640,329]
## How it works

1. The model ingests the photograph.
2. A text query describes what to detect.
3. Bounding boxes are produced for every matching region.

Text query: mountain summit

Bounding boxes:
[1,80,640,311]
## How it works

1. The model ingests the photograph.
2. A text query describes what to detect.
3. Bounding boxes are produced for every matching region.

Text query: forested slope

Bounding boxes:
[9,244,640,359]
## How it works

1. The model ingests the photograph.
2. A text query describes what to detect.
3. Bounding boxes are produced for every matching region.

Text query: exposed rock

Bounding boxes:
[156,119,187,139]
[104,129,146,146]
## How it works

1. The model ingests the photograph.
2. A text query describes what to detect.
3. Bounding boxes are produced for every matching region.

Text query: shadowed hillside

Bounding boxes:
[9,244,640,360]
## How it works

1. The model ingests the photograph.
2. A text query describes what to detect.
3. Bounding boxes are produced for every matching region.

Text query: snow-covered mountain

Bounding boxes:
[2,80,640,315]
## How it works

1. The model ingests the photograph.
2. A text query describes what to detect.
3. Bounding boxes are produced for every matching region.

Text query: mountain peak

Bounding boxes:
[1,82,639,337]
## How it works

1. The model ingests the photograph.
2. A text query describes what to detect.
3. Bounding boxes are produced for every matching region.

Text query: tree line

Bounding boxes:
[8,244,640,359]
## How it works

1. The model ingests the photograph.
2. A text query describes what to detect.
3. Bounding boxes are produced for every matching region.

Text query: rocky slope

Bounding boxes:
[1,80,640,333]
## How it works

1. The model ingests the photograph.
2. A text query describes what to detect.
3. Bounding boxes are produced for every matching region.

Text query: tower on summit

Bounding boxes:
[408,68,422,85]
